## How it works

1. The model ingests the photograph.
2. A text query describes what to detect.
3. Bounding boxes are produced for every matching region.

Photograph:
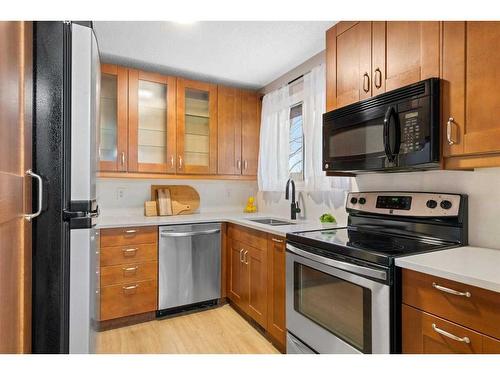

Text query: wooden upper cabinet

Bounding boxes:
[127,69,177,174]
[442,21,500,159]
[382,22,440,92]
[176,78,218,174]
[326,21,372,111]
[241,91,261,176]
[99,64,128,172]
[217,86,242,175]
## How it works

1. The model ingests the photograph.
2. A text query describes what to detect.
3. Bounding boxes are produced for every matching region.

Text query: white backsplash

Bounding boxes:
[257,167,500,250]
[97,178,258,216]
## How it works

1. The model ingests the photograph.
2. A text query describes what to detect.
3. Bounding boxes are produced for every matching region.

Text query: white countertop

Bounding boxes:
[395,246,500,293]
[96,211,339,237]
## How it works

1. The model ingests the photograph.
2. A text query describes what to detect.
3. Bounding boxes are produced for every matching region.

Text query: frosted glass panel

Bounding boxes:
[185,88,210,166]
[99,74,117,161]
[138,80,167,164]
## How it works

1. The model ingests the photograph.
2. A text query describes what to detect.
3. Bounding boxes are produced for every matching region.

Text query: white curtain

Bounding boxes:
[258,86,290,192]
[303,64,329,192]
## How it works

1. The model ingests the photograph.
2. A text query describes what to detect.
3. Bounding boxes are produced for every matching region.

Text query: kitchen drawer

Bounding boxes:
[402,269,500,339]
[228,224,267,249]
[100,226,157,247]
[100,279,157,321]
[100,261,157,287]
[100,243,157,267]
[403,304,489,354]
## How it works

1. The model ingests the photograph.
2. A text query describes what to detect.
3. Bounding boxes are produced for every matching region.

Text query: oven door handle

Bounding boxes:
[383,106,401,163]
[287,244,388,282]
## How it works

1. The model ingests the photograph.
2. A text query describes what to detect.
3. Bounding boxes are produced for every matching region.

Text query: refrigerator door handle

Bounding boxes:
[24,169,43,221]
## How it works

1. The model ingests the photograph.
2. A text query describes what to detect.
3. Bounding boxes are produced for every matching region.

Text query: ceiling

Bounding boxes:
[93,21,335,90]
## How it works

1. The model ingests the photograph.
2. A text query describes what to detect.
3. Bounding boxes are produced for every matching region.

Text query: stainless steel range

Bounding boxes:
[285,191,468,354]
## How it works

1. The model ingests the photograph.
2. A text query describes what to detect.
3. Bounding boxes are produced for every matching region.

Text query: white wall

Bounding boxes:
[97,178,258,216]
[257,168,500,250]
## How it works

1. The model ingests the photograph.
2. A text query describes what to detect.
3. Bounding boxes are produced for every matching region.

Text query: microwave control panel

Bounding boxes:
[399,110,424,154]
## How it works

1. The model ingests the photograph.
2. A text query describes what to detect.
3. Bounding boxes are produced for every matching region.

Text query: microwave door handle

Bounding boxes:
[383,107,392,161]
[383,106,400,162]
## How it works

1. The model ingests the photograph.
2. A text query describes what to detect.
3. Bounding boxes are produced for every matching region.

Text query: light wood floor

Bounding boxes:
[95,305,280,354]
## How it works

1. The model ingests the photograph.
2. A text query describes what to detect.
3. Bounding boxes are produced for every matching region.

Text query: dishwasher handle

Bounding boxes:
[160,228,221,238]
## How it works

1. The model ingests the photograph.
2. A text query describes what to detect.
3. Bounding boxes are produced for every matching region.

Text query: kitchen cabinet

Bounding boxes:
[227,224,268,329]
[326,21,372,110]
[127,69,177,174]
[217,87,261,176]
[99,226,158,322]
[326,21,440,111]
[99,64,128,172]
[176,78,218,174]
[401,269,500,354]
[442,22,500,169]
[267,234,286,350]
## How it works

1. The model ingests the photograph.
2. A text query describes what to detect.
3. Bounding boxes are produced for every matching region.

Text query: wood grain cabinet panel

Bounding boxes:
[402,269,500,339]
[241,90,260,176]
[228,239,246,308]
[217,86,242,175]
[246,243,268,328]
[267,235,286,349]
[100,261,157,287]
[442,21,500,163]
[100,226,157,247]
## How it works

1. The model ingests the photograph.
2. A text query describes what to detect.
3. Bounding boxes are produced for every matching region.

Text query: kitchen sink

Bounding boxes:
[248,218,295,226]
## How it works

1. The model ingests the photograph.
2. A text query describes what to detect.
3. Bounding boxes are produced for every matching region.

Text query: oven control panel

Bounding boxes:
[346,192,462,217]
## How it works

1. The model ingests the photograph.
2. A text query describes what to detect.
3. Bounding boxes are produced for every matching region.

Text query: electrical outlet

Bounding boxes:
[225,189,231,199]
[116,187,126,201]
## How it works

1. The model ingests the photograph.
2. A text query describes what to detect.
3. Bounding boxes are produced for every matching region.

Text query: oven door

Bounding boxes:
[286,244,390,354]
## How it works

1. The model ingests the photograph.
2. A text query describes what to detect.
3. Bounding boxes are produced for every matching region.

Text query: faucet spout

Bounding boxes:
[285,178,300,220]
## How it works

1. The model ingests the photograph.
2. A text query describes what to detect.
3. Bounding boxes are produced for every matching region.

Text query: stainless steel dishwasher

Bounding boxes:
[158,223,221,315]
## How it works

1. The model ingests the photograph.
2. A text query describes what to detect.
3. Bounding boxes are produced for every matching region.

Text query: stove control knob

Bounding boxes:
[426,199,438,209]
[440,200,452,210]
[358,197,366,205]
[350,197,358,204]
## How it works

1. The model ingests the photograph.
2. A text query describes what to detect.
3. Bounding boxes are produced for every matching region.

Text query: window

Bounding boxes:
[289,103,304,181]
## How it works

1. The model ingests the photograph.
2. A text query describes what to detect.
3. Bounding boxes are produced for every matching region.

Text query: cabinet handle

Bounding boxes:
[122,284,139,294]
[432,282,471,297]
[237,160,241,170]
[24,169,43,222]
[170,155,174,169]
[243,160,248,170]
[239,249,244,263]
[178,155,183,169]
[120,152,125,168]
[243,250,249,265]
[447,117,455,145]
[122,266,139,275]
[374,68,382,89]
[432,324,470,344]
[122,248,138,257]
[272,238,284,243]
[363,72,370,93]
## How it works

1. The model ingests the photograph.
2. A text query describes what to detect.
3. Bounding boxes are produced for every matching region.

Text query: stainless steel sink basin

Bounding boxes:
[248,218,295,226]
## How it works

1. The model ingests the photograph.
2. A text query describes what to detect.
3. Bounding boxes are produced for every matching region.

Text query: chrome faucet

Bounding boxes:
[285,178,301,220]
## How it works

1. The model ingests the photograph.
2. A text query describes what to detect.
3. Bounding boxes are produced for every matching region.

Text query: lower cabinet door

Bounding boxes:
[246,244,268,328]
[100,279,157,321]
[402,304,496,354]
[267,235,286,347]
[228,239,246,309]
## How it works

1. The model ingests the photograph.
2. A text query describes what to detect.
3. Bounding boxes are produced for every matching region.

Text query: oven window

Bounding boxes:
[329,119,384,158]
[294,262,372,353]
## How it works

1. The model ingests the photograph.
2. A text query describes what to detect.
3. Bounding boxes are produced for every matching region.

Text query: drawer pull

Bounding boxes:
[122,266,139,275]
[122,284,139,294]
[432,282,471,298]
[271,238,284,243]
[432,323,470,344]
[124,229,138,237]
[122,248,138,257]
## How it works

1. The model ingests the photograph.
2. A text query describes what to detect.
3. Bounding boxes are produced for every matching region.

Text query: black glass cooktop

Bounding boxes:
[286,227,456,266]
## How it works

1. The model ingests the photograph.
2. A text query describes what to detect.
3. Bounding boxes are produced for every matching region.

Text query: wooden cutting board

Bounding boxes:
[151,185,200,215]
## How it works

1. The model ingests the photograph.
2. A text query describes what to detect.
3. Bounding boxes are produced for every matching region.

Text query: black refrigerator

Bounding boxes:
[32,21,100,353]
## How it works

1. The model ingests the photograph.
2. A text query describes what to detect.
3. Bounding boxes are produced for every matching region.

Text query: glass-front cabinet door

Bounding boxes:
[176,78,218,174]
[128,70,177,174]
[99,64,128,171]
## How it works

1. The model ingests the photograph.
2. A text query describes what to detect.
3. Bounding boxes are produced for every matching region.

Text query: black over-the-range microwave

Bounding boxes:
[322,78,440,173]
